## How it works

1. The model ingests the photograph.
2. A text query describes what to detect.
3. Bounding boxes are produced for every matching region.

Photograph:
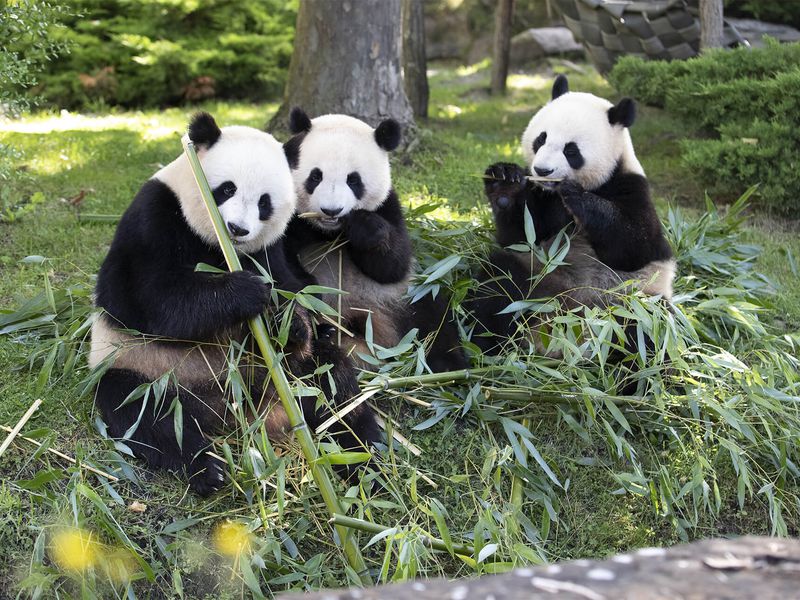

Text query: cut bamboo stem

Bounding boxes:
[183,139,372,585]
[483,387,649,406]
[330,514,473,557]
[0,424,119,482]
[0,399,42,458]
[508,416,530,536]
[370,366,506,391]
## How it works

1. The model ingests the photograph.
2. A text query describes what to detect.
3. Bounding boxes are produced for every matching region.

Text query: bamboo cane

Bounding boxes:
[508,416,530,536]
[182,139,372,585]
[330,514,474,557]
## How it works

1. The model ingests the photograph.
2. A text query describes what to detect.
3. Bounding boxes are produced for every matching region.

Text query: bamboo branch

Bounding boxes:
[330,514,473,557]
[0,424,119,482]
[0,399,42,458]
[483,387,649,406]
[183,139,372,585]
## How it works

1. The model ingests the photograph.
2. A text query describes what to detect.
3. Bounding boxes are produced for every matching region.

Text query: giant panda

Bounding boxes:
[469,75,675,353]
[89,113,379,496]
[282,108,467,373]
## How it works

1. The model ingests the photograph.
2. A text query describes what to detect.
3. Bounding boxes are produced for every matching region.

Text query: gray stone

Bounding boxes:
[510,27,584,66]
[285,536,800,599]
[727,17,800,47]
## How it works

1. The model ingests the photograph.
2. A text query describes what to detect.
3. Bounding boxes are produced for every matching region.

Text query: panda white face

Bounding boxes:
[287,112,400,232]
[159,114,296,255]
[521,76,643,192]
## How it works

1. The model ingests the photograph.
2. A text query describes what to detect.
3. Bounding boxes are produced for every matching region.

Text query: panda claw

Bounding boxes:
[189,454,226,497]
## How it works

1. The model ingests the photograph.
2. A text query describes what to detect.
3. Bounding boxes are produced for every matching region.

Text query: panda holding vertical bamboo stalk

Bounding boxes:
[89,113,379,496]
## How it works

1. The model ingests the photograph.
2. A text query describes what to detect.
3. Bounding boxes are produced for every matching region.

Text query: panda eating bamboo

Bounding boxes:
[469,75,676,353]
[282,108,467,373]
[89,113,379,496]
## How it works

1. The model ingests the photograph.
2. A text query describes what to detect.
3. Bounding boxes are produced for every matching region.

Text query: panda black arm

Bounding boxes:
[343,189,412,284]
[281,217,320,288]
[559,173,673,271]
[484,162,572,246]
[95,180,271,341]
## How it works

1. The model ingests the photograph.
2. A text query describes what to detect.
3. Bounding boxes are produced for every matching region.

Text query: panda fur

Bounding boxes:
[282,108,467,373]
[470,75,675,353]
[89,112,379,496]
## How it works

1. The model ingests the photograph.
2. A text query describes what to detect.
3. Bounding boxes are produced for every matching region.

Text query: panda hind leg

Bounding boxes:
[402,294,468,372]
[95,368,225,497]
[294,337,381,482]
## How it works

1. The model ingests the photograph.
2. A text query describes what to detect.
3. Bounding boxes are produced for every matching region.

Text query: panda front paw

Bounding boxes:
[483,163,528,210]
[287,306,312,351]
[189,452,226,497]
[343,209,391,250]
[557,180,585,217]
[226,271,271,319]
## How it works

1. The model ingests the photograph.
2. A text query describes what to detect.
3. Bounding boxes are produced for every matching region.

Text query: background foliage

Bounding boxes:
[26,0,296,109]
[609,40,800,213]
[724,0,800,28]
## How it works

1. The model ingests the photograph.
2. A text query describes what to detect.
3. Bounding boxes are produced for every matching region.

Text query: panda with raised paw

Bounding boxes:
[282,108,467,373]
[89,112,379,496]
[470,74,675,353]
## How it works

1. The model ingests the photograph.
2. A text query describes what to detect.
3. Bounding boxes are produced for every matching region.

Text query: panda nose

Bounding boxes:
[227,222,250,237]
[320,207,342,217]
[534,167,554,177]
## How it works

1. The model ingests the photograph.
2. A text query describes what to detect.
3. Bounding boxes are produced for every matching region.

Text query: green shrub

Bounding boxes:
[29,0,296,109]
[608,39,800,107]
[683,122,800,212]
[609,40,800,213]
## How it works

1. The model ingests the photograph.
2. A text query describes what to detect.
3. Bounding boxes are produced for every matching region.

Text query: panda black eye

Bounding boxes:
[533,131,547,153]
[258,193,273,221]
[346,171,364,199]
[213,181,237,205]
[563,142,584,169]
[305,168,323,194]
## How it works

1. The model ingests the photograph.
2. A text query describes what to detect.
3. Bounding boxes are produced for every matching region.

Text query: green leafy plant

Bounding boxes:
[27,0,296,109]
[609,40,800,212]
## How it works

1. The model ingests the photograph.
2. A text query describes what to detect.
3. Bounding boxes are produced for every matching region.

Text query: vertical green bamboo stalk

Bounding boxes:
[182,139,372,585]
[508,417,530,538]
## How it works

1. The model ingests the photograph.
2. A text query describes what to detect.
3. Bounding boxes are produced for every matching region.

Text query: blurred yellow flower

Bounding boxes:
[212,521,252,558]
[50,528,98,572]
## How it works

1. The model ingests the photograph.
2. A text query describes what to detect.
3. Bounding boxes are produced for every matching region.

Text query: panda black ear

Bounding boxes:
[289,107,312,134]
[188,112,221,148]
[375,119,401,152]
[552,74,569,100]
[608,98,636,128]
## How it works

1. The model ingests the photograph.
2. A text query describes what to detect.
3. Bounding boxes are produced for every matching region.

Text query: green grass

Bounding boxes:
[1,61,800,597]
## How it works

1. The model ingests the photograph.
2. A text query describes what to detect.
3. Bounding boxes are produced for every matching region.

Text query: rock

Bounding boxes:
[727,17,800,47]
[285,536,800,599]
[510,27,584,66]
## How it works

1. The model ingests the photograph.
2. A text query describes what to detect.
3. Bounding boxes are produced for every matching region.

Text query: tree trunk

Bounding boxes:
[699,0,724,51]
[490,0,514,95]
[270,0,414,133]
[402,0,428,119]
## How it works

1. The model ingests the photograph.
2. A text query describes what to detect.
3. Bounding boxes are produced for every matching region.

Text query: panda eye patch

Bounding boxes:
[346,171,364,199]
[533,131,547,153]
[212,181,237,205]
[258,193,272,221]
[563,142,584,169]
[305,168,323,194]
